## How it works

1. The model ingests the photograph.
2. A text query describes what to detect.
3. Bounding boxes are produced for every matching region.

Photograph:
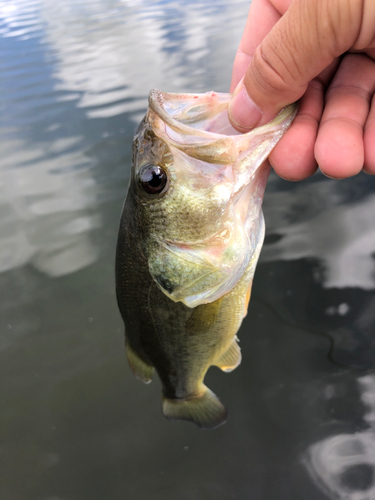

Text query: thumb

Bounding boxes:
[228,0,360,131]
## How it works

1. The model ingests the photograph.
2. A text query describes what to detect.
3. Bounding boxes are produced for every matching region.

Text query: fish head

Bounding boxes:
[129,90,297,307]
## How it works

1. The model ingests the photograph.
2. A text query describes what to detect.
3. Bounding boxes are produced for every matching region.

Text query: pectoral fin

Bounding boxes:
[126,341,154,384]
[162,385,227,429]
[214,337,242,372]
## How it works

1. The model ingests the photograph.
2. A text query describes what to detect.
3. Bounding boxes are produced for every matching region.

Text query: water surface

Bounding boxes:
[2,1,375,499]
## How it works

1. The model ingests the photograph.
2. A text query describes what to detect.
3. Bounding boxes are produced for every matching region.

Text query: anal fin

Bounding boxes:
[162,385,227,429]
[126,341,154,384]
[214,337,241,372]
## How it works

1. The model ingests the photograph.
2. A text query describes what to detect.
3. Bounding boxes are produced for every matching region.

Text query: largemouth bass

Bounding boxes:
[116,90,296,428]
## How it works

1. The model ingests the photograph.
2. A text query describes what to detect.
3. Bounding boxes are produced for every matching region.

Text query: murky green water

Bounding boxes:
[2,1,375,499]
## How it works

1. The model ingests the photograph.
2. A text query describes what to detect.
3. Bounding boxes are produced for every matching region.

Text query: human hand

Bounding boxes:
[228,0,375,180]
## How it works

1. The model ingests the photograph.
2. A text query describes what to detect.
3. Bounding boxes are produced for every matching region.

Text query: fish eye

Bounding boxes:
[138,163,168,195]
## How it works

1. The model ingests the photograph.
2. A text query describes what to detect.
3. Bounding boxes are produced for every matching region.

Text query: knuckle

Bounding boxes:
[326,83,370,103]
[250,45,294,96]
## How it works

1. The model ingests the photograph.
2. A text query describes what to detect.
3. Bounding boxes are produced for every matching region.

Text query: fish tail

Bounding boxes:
[162,385,228,429]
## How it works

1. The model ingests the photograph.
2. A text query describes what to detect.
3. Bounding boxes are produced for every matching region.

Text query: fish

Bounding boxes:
[116,90,296,428]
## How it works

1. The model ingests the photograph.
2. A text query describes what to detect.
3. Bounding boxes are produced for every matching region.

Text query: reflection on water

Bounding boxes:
[40,0,247,116]
[304,376,375,500]
[2,0,375,499]
[263,175,375,290]
[0,135,100,275]
[0,0,247,278]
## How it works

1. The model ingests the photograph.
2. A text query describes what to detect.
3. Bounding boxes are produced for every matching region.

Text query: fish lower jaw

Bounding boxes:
[155,274,233,308]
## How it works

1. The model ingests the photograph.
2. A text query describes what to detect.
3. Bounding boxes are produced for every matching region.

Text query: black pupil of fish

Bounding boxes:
[139,165,167,194]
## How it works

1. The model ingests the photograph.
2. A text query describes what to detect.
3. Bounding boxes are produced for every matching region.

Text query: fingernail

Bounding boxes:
[229,79,263,130]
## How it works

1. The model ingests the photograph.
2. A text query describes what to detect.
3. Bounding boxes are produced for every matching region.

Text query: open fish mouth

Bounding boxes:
[149,89,297,167]
[145,90,297,308]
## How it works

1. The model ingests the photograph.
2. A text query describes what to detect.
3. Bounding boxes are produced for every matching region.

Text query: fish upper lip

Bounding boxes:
[149,89,298,140]
[149,89,230,139]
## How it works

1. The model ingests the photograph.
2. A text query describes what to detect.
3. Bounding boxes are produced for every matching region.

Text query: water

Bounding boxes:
[2,1,375,499]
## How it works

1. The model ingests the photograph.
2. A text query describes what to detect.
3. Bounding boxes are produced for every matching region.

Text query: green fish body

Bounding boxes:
[116,90,296,428]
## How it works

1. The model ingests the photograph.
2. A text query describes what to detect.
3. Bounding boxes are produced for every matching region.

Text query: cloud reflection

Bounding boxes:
[263,177,375,290]
[0,137,100,276]
[40,0,247,114]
